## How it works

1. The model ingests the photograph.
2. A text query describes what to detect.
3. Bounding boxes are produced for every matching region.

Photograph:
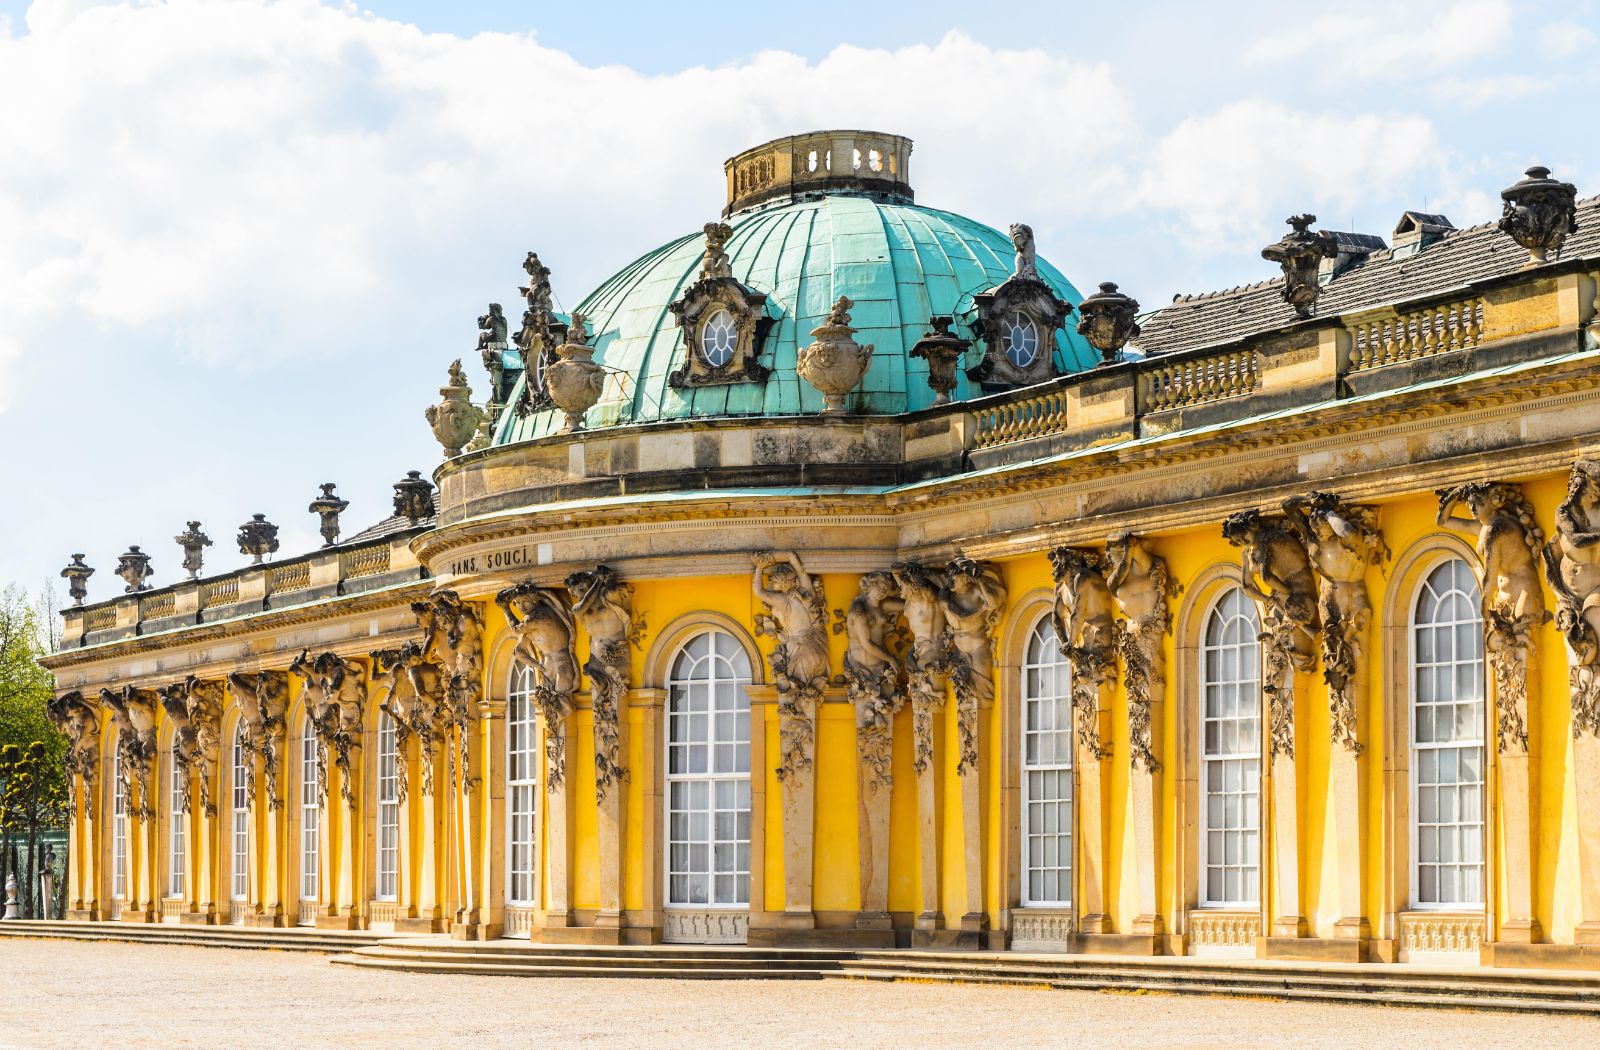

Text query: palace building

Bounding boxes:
[40,130,1600,970]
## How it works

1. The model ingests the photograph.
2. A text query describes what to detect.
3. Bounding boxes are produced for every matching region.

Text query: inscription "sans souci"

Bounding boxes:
[446,546,534,577]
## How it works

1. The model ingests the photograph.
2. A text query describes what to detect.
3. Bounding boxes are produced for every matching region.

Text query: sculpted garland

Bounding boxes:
[1437,482,1548,754]
[1545,459,1600,736]
[753,552,830,781]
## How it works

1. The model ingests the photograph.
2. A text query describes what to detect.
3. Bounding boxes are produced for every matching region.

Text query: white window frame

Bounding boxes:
[1019,615,1073,908]
[112,741,127,902]
[506,662,539,909]
[664,629,752,910]
[1002,310,1040,368]
[375,712,399,902]
[300,720,319,904]
[700,309,737,368]
[1409,557,1486,911]
[1199,587,1262,910]
[231,726,249,901]
[167,743,185,899]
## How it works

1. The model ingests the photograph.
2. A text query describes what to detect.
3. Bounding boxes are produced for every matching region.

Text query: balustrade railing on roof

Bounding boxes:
[201,576,239,608]
[973,389,1071,449]
[1348,296,1484,371]
[138,592,175,621]
[341,544,391,580]
[268,561,310,594]
[83,606,116,633]
[1141,348,1259,413]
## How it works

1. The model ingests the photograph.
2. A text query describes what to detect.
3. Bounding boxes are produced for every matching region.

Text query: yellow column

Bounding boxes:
[911,685,945,938]
[542,714,575,928]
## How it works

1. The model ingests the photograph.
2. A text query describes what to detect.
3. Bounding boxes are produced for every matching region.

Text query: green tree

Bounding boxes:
[0,585,67,917]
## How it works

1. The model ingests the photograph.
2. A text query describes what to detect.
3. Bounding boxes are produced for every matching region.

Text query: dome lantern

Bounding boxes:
[724,130,913,217]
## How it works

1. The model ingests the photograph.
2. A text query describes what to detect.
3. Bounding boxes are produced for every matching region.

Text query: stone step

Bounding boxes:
[331,954,831,980]
[345,945,845,970]
[378,940,853,961]
[0,920,397,953]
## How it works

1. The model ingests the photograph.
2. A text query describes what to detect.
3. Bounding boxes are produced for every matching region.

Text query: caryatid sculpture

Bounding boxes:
[46,691,100,808]
[181,675,224,816]
[415,590,484,788]
[101,686,159,820]
[1105,534,1177,772]
[375,641,447,797]
[1437,482,1549,753]
[1545,460,1600,735]
[1222,509,1320,760]
[891,561,949,775]
[496,580,579,790]
[939,556,1006,775]
[1050,546,1117,761]
[225,671,289,809]
[291,649,367,807]
[841,571,907,789]
[157,684,196,814]
[564,566,635,799]
[1282,492,1388,753]
[752,551,830,780]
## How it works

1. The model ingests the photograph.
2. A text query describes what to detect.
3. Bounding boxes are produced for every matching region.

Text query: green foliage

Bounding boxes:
[0,585,66,836]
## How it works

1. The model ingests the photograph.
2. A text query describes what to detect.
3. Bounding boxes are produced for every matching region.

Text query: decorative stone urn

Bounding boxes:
[60,554,94,606]
[1499,165,1578,265]
[236,514,280,564]
[307,483,349,547]
[392,470,436,525]
[908,316,971,406]
[1076,282,1142,365]
[115,546,154,593]
[1261,215,1337,318]
[798,296,874,415]
[173,521,212,580]
[425,359,486,458]
[544,312,605,433]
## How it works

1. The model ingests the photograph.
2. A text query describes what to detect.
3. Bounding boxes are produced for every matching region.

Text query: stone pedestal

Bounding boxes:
[911,689,945,935]
[1267,671,1305,939]
[777,693,820,929]
[1076,705,1112,935]
[542,718,575,928]
[1575,732,1600,941]
[956,695,990,934]
[596,699,628,927]
[855,722,893,929]
[1129,760,1162,937]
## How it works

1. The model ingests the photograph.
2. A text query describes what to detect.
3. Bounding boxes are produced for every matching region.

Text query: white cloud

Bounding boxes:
[1244,0,1512,75]
[1427,72,1553,108]
[1539,19,1599,57]
[1135,100,1447,251]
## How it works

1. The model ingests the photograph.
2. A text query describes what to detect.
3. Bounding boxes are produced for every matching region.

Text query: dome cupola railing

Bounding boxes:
[723,129,913,216]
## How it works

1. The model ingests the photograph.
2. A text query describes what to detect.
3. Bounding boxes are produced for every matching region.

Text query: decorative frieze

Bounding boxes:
[1398,912,1483,955]
[1010,909,1074,951]
[1188,910,1260,949]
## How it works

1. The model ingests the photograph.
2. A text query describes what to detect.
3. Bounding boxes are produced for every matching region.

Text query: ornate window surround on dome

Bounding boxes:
[667,221,774,389]
[967,224,1077,391]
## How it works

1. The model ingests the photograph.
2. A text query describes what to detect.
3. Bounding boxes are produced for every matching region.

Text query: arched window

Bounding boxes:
[1200,587,1261,908]
[666,630,751,908]
[1020,615,1073,907]
[300,721,319,906]
[700,310,737,368]
[1002,311,1039,368]
[112,741,126,904]
[1411,558,1485,908]
[506,662,539,909]
[376,712,399,901]
[167,744,185,899]
[231,726,248,903]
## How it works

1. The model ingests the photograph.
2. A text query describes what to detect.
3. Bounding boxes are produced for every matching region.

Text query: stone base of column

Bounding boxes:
[1333,916,1370,940]
[247,912,288,929]
[1489,941,1600,970]
[1078,912,1112,935]
[1131,913,1164,937]
[750,925,894,948]
[1497,918,1542,943]
[1074,932,1161,956]
[1271,914,1306,938]
[540,909,574,929]
[1260,935,1364,962]
[594,909,624,929]
[178,910,218,926]
[66,908,100,922]
[449,921,500,941]
[1576,921,1600,946]
[314,913,363,930]
[117,910,156,924]
[910,926,983,950]
[853,909,893,931]
[913,910,941,932]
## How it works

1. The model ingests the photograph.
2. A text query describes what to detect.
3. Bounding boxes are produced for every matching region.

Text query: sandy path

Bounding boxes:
[0,938,1597,1049]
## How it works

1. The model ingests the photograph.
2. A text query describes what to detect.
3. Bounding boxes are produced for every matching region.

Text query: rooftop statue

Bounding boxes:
[1009,223,1037,279]
[174,521,211,581]
[1499,165,1579,265]
[701,222,733,279]
[1261,214,1338,318]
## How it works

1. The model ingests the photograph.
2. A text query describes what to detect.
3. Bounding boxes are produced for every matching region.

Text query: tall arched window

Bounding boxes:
[112,741,126,905]
[506,663,539,911]
[1411,558,1485,908]
[1020,615,1073,907]
[376,712,399,901]
[300,721,319,907]
[1200,587,1262,908]
[167,744,185,899]
[666,630,751,908]
[231,726,248,903]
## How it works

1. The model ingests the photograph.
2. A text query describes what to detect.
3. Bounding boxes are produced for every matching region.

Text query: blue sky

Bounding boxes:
[0,0,1596,609]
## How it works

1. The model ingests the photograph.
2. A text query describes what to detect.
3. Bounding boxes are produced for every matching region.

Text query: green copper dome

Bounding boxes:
[494,153,1093,445]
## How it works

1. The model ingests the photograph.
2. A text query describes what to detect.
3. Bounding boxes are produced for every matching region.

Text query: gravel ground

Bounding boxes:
[1,939,1598,1049]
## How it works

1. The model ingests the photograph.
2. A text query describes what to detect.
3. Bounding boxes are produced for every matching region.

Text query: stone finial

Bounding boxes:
[60,554,94,606]
[797,295,874,415]
[114,546,154,593]
[308,483,349,547]
[173,521,212,580]
[1499,165,1578,265]
[392,470,436,525]
[908,316,972,406]
[236,514,280,565]
[1262,215,1338,318]
[1009,224,1037,278]
[545,312,604,433]
[702,222,733,279]
[1075,282,1142,365]
[425,359,486,459]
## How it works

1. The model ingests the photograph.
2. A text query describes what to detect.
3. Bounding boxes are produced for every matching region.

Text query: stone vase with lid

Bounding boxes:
[425,359,486,458]
[545,312,606,433]
[798,295,874,415]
